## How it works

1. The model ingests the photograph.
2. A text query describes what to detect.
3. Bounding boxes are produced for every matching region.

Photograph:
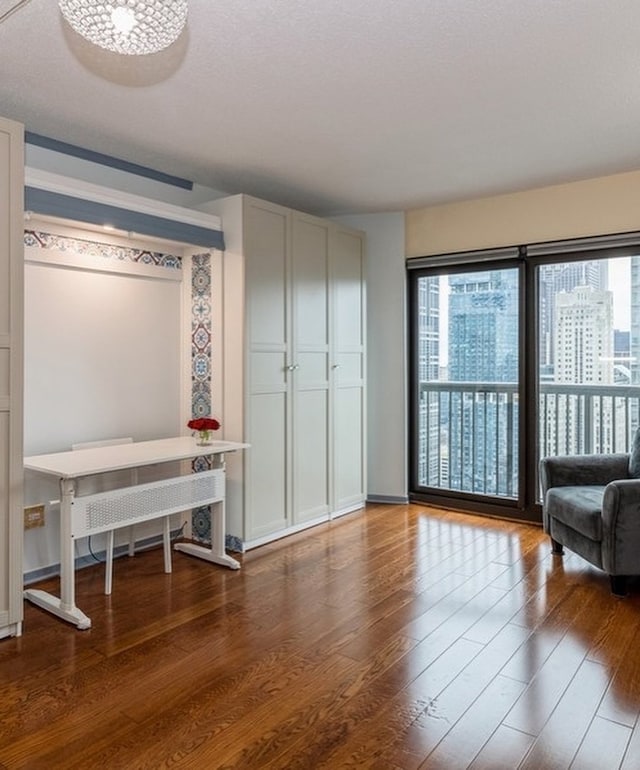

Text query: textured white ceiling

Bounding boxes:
[2,0,640,216]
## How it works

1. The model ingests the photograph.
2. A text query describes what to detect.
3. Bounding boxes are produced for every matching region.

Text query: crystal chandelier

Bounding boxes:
[58,1,188,56]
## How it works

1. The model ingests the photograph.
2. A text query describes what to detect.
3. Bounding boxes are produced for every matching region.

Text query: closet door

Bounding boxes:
[244,199,291,539]
[0,116,23,638]
[291,214,331,523]
[332,227,366,511]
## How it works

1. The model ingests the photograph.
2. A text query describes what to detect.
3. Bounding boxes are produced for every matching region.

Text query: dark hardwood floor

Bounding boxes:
[2,503,640,769]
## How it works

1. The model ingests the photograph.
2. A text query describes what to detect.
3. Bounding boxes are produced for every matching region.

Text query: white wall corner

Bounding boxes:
[331,212,408,500]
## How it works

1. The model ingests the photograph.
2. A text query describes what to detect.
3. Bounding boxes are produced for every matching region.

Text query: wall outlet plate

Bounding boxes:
[24,504,45,529]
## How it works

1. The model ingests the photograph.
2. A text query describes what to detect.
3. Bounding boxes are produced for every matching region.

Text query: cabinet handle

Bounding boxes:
[332,364,341,369]
[286,365,300,371]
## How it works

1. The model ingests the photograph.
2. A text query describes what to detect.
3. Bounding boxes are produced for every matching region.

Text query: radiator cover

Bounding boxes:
[70,469,225,537]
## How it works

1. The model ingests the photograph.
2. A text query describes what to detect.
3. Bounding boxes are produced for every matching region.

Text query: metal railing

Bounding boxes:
[417,381,640,498]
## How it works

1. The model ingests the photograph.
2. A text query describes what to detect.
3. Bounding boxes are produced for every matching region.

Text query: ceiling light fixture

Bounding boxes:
[58,1,188,56]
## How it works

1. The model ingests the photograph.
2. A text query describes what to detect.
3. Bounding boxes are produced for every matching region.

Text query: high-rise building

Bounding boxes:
[417,277,440,382]
[555,286,613,384]
[539,261,605,378]
[447,269,519,495]
[553,285,615,452]
[448,270,518,382]
[416,276,440,485]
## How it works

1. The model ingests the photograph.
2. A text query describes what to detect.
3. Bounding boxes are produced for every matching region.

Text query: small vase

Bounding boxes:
[196,430,212,446]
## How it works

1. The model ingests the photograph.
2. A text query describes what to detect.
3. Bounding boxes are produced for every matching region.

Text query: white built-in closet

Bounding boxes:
[0,115,24,638]
[206,195,367,547]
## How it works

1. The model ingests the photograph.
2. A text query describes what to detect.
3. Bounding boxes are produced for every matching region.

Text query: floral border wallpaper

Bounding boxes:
[24,229,182,269]
[190,253,214,543]
[189,253,242,552]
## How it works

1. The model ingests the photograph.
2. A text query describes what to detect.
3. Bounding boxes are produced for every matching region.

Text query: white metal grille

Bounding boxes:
[71,469,224,537]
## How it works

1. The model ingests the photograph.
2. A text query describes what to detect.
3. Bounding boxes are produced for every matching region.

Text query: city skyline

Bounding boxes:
[437,257,631,369]
[415,255,639,495]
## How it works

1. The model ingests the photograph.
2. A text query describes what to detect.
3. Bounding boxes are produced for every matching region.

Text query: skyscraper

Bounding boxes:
[553,284,615,452]
[447,269,519,495]
[416,276,440,485]
[448,270,518,382]
[555,286,613,384]
[539,260,606,379]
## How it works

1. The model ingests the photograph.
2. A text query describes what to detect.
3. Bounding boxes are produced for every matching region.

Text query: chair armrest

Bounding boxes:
[602,479,640,574]
[540,453,629,494]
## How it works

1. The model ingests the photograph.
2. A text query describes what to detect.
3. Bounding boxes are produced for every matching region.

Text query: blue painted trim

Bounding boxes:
[25,187,225,250]
[25,132,193,190]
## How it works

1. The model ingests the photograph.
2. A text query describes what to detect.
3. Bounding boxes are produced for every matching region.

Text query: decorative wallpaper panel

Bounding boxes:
[190,252,214,543]
[24,229,182,269]
[189,252,242,552]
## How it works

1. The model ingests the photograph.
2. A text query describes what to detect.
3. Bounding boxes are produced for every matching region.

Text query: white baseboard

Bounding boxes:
[243,500,366,551]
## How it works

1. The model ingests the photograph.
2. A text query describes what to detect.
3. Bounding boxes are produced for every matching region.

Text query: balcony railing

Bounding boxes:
[418,381,640,499]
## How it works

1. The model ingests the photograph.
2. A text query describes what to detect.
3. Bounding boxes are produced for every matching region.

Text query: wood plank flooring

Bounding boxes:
[2,503,640,769]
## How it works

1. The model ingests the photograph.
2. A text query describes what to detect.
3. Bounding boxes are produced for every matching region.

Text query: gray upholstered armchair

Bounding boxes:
[540,442,640,596]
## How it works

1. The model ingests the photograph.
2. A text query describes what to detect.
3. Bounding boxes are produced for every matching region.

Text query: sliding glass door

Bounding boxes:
[410,259,522,515]
[409,239,640,521]
[537,255,638,500]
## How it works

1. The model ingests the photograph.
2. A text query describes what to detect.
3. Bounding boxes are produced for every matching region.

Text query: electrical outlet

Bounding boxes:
[24,504,45,530]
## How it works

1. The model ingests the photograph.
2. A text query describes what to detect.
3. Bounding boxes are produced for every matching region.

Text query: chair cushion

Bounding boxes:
[545,485,605,541]
[629,428,640,478]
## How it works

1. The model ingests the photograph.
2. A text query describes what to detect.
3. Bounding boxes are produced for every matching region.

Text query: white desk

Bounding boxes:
[24,436,249,630]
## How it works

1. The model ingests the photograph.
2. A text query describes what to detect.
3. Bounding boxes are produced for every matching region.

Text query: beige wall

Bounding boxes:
[406,169,640,257]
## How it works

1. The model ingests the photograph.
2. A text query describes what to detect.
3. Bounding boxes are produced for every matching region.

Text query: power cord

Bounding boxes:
[86,521,188,563]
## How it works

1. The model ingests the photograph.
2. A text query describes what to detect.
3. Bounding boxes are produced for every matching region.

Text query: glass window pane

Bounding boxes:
[537,257,638,481]
[416,266,519,499]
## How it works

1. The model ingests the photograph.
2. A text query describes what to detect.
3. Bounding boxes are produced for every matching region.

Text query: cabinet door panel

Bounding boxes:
[247,393,288,537]
[335,352,363,382]
[0,349,8,397]
[332,228,366,510]
[294,388,329,522]
[292,215,331,524]
[292,217,329,349]
[334,386,365,508]
[333,230,365,349]
[250,351,287,391]
[245,204,288,347]
[296,351,328,385]
[0,132,9,333]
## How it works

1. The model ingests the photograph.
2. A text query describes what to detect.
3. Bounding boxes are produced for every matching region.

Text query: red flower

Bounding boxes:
[187,417,220,432]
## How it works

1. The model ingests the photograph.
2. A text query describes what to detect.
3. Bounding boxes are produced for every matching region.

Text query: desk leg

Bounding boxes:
[24,478,92,630]
[174,499,240,570]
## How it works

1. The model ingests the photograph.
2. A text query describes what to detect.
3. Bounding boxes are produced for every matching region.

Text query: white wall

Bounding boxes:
[24,264,182,454]
[332,212,407,502]
[23,227,186,575]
